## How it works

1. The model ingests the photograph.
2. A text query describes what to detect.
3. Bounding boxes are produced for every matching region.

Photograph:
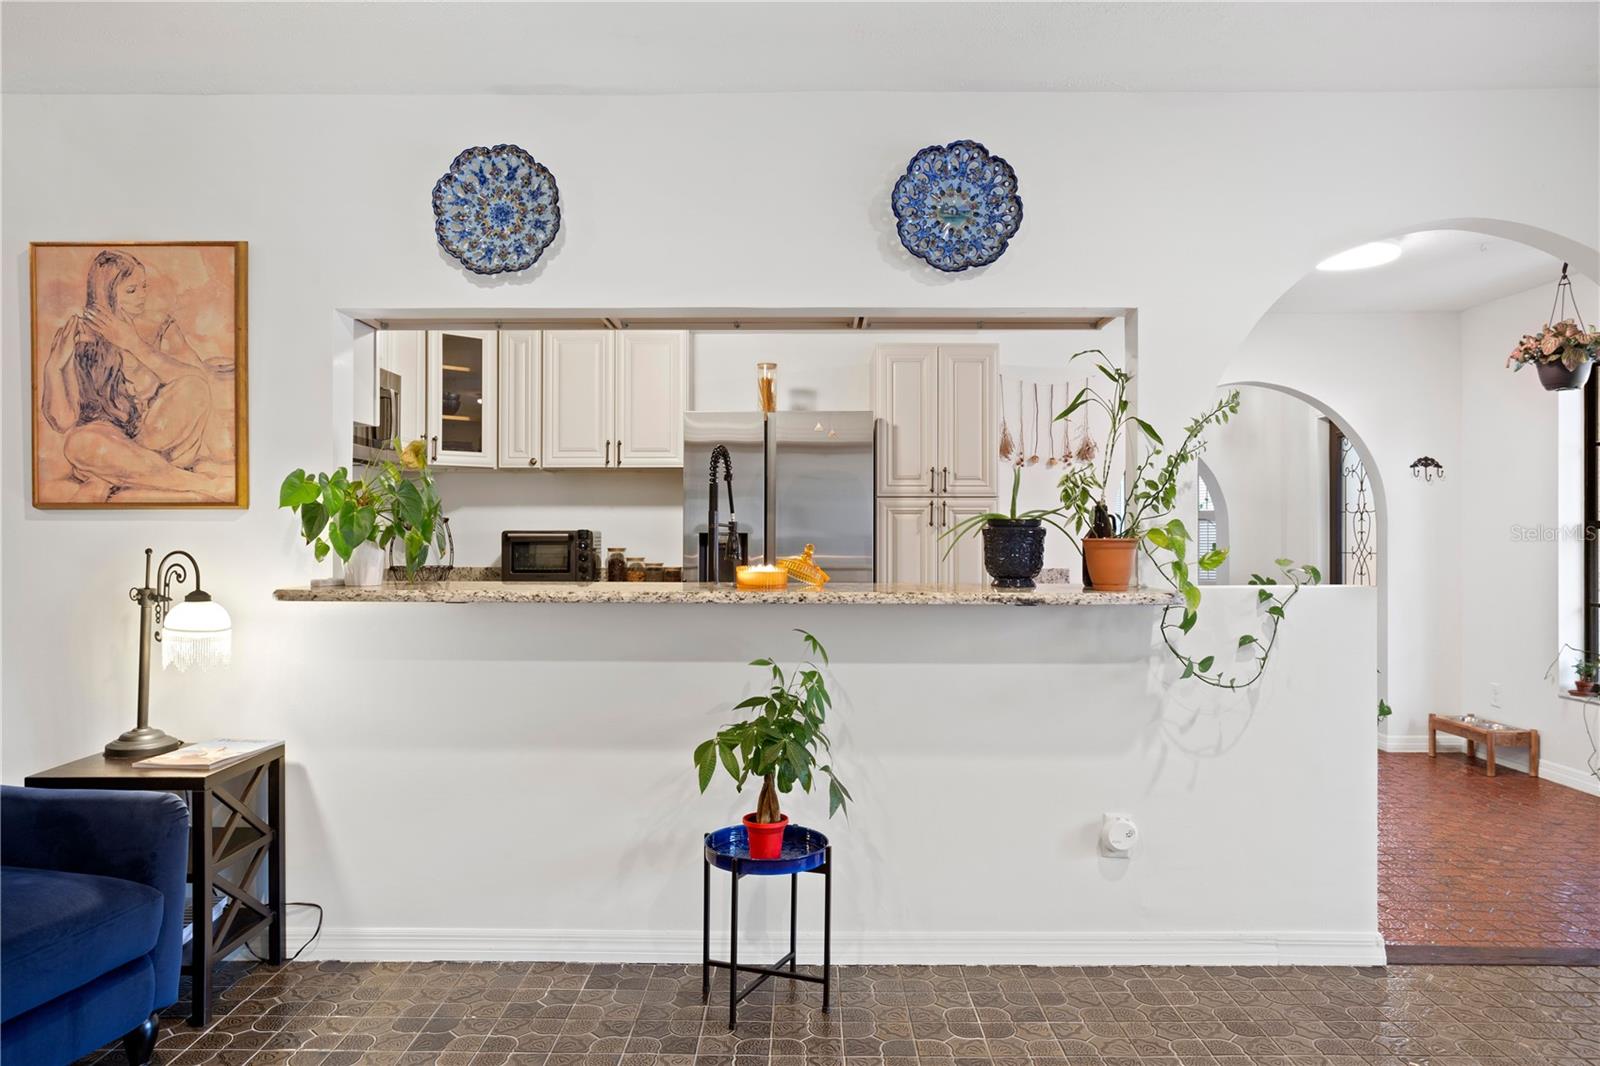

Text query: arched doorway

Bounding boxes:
[1224,221,1600,963]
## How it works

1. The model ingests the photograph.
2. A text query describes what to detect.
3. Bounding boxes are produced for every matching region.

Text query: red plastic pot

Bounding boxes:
[742,813,788,859]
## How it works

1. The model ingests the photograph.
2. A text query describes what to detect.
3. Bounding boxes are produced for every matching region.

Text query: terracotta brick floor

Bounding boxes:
[1378,750,1600,950]
[73,960,1600,1065]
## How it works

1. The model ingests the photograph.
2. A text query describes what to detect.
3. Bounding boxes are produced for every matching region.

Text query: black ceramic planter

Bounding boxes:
[982,519,1046,589]
[1536,360,1592,392]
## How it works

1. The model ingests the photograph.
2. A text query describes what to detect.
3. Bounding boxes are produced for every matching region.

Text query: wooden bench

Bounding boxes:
[1427,714,1539,778]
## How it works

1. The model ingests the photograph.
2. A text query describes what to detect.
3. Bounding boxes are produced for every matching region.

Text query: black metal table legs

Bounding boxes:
[702,845,832,1029]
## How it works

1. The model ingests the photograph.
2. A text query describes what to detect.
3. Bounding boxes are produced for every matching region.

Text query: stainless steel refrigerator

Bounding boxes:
[683,411,876,583]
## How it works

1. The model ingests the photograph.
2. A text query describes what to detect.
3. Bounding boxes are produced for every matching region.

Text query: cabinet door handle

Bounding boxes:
[928,501,934,527]
[943,466,949,492]
[617,438,622,466]
[942,501,948,528]
[430,435,438,461]
[929,466,936,492]
[528,458,537,467]
[605,440,611,467]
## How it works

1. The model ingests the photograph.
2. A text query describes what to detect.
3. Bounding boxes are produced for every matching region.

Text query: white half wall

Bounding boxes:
[266,588,1377,964]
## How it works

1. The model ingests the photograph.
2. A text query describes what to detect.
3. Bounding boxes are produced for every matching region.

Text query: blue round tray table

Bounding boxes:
[702,823,831,1028]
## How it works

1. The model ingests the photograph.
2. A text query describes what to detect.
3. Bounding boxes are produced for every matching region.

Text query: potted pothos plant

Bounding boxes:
[1055,350,1321,688]
[279,438,446,586]
[693,629,850,859]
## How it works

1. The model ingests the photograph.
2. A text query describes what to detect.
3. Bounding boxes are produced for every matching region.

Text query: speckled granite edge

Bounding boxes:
[274,580,1174,607]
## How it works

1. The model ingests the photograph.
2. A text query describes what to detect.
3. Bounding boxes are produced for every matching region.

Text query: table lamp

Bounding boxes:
[105,548,232,758]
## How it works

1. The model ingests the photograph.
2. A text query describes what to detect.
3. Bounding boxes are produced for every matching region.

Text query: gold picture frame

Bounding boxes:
[30,241,248,508]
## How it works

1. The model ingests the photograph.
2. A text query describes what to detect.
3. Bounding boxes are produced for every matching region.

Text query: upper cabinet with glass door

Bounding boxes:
[427,329,499,468]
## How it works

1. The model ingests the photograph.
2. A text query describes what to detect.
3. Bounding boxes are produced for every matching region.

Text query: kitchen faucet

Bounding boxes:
[707,445,738,583]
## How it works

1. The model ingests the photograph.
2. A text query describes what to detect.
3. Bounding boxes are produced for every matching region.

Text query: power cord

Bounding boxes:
[245,902,324,963]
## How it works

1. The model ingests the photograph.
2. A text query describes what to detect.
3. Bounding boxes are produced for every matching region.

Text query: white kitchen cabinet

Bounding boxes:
[874,345,939,496]
[378,330,427,447]
[615,331,685,467]
[938,345,998,496]
[427,329,498,468]
[877,496,997,586]
[874,343,996,497]
[876,497,938,585]
[542,331,614,467]
[542,330,686,469]
[939,498,996,585]
[497,330,542,468]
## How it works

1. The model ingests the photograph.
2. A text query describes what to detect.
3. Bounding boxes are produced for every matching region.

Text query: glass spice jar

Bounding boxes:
[606,547,628,582]
[756,362,777,414]
[625,556,646,582]
[644,562,665,582]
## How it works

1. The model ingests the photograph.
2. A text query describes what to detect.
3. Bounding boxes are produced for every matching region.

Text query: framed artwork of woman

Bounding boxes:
[30,242,248,508]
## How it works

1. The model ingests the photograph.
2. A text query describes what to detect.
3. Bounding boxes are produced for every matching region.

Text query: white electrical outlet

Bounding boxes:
[1490,682,1502,708]
[1100,813,1138,858]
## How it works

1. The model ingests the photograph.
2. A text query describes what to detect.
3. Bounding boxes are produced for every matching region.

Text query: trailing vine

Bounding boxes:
[1054,349,1322,689]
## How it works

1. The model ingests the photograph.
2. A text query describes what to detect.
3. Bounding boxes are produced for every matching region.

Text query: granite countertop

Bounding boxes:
[272,580,1176,607]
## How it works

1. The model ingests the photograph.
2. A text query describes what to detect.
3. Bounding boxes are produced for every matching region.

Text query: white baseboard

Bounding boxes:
[282,924,1385,967]
[1378,734,1599,796]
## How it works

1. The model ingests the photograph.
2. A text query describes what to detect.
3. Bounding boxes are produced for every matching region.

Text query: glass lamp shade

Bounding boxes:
[162,597,232,672]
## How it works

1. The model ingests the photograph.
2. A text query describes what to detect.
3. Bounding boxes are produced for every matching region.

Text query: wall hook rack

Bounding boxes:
[1410,456,1445,482]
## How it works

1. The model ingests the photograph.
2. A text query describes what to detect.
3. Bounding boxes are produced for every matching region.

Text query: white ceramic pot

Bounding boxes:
[343,542,387,587]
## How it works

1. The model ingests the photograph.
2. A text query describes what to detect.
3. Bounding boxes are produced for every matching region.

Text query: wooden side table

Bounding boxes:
[1427,714,1539,778]
[26,744,286,1026]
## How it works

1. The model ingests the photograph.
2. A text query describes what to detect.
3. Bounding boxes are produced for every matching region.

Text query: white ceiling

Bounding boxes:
[1270,230,1565,314]
[3,2,1596,96]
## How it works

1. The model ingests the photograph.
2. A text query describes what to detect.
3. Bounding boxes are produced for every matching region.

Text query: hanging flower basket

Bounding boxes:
[1507,264,1599,391]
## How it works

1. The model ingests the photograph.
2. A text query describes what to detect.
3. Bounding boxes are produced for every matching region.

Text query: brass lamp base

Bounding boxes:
[105,726,183,759]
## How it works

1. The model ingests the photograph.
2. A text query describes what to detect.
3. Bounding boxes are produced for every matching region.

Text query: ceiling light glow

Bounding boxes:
[1316,241,1403,272]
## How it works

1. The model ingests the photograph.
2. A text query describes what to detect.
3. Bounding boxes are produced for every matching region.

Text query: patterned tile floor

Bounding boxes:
[76,960,1600,1066]
[1378,751,1600,950]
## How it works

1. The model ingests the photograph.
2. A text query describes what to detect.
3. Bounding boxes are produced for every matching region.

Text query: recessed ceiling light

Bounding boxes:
[1316,240,1403,272]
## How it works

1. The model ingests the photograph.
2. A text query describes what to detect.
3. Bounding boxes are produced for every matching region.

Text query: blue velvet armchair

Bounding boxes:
[1,785,189,1066]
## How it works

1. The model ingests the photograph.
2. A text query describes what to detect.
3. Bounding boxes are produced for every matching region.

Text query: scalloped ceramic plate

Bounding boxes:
[431,144,561,275]
[891,139,1022,273]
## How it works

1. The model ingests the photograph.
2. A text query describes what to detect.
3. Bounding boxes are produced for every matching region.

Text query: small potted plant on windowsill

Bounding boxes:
[279,438,446,586]
[1572,657,1597,697]
[693,629,850,859]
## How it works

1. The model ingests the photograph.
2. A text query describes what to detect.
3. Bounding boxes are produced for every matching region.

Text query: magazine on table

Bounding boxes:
[131,739,278,771]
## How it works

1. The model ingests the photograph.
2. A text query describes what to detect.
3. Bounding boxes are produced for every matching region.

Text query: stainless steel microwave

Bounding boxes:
[501,530,602,582]
[353,369,400,464]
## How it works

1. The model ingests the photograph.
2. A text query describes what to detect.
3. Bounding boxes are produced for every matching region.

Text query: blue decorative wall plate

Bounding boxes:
[891,140,1022,273]
[432,144,561,275]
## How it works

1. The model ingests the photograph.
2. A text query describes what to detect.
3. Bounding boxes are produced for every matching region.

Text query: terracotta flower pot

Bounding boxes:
[1573,679,1595,697]
[742,813,788,860]
[1536,360,1591,391]
[1083,537,1138,591]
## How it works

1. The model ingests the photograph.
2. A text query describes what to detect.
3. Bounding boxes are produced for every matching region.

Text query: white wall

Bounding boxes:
[1226,312,1466,735]
[1223,292,1600,796]
[3,88,1595,956]
[1455,282,1600,795]
[1202,385,1327,580]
